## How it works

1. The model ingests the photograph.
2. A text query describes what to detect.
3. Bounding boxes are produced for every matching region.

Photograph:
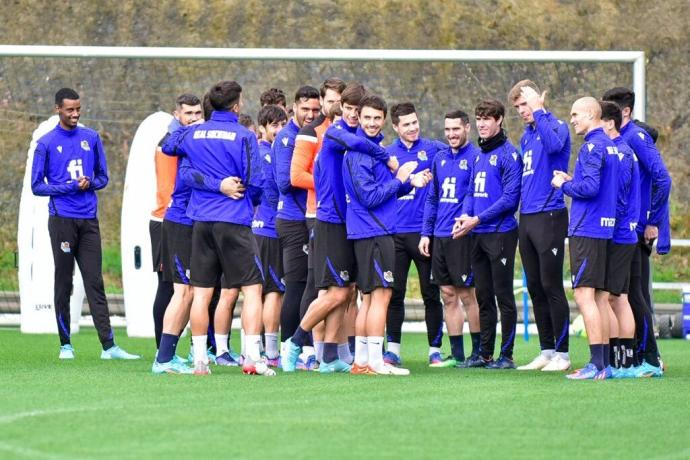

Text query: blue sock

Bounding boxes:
[348,336,355,354]
[589,344,604,370]
[292,326,309,347]
[157,333,179,364]
[323,342,338,364]
[603,343,610,368]
[471,332,480,356]
[449,335,465,361]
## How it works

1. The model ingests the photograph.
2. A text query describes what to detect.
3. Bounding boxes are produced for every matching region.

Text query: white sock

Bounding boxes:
[192,335,209,364]
[428,346,441,357]
[556,351,570,360]
[368,336,384,370]
[541,349,555,358]
[215,334,229,356]
[387,342,401,356]
[354,336,368,366]
[245,334,262,363]
[265,332,279,359]
[240,329,246,357]
[338,343,353,364]
[303,345,315,357]
[314,341,324,363]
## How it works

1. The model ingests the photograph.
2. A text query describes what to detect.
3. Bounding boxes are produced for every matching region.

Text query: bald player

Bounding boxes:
[551,97,620,380]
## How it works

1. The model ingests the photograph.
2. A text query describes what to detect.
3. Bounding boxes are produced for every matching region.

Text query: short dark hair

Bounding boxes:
[176,93,201,108]
[390,102,416,125]
[55,88,79,106]
[340,82,367,107]
[239,113,254,129]
[209,80,242,111]
[294,85,320,103]
[257,104,288,127]
[475,99,505,122]
[320,78,346,98]
[260,88,286,107]
[602,87,635,111]
[359,94,387,118]
[202,93,213,120]
[600,100,622,132]
[444,110,470,124]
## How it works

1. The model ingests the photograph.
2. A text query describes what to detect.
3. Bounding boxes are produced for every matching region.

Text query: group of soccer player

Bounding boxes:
[33,76,671,380]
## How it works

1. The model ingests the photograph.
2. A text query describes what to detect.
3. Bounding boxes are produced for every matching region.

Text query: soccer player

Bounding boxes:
[281,83,396,373]
[383,102,445,367]
[453,99,522,370]
[150,94,202,352]
[419,110,481,368]
[274,86,321,369]
[343,94,430,375]
[508,81,572,372]
[162,80,272,376]
[31,88,140,360]
[260,87,288,110]
[291,78,346,363]
[239,113,256,136]
[253,104,289,367]
[600,101,640,377]
[602,87,670,377]
[551,96,619,380]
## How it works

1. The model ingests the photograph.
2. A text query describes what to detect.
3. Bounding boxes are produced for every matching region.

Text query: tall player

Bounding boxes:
[602,87,670,376]
[453,99,522,370]
[31,88,140,360]
[508,81,572,372]
[274,86,321,369]
[420,110,481,368]
[384,102,445,367]
[551,97,619,380]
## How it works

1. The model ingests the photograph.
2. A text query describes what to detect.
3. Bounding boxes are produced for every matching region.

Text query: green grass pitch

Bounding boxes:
[1,327,689,459]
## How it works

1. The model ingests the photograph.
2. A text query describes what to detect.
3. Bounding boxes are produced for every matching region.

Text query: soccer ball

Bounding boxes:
[571,314,587,338]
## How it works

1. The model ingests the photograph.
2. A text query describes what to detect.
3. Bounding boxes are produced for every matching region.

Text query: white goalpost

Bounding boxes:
[4,45,646,338]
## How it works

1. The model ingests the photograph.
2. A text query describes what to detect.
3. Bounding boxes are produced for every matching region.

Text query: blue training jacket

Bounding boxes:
[253,140,279,238]
[461,135,522,233]
[342,129,413,239]
[31,124,109,218]
[562,127,619,239]
[612,136,641,245]
[422,142,480,237]
[162,119,193,227]
[314,119,390,225]
[386,137,443,233]
[161,110,263,227]
[620,120,672,254]
[273,119,306,221]
[519,109,570,214]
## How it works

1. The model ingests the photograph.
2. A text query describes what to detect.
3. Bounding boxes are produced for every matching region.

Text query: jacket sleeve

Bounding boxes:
[244,135,264,207]
[90,133,109,191]
[345,154,401,210]
[421,159,440,236]
[290,129,317,190]
[178,157,222,192]
[461,160,475,217]
[562,145,603,199]
[533,110,569,156]
[615,155,633,221]
[629,131,672,227]
[477,150,522,223]
[161,125,191,157]
[325,128,389,163]
[31,141,80,196]
[262,151,280,209]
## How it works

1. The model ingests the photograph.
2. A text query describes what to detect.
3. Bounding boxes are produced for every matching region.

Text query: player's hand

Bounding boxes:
[387,156,399,172]
[551,170,570,189]
[77,176,91,190]
[521,86,546,111]
[418,236,431,257]
[644,225,658,243]
[452,215,479,239]
[410,168,432,187]
[220,176,245,199]
[396,161,418,183]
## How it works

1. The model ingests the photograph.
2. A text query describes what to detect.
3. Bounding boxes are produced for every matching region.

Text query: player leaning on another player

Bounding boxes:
[419,110,481,368]
[453,99,522,370]
[31,88,140,360]
[274,86,321,370]
[508,81,572,372]
[602,87,670,377]
[252,104,289,367]
[343,94,431,375]
[551,97,619,380]
[163,80,273,376]
[599,101,641,378]
[281,83,396,373]
[383,102,445,368]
